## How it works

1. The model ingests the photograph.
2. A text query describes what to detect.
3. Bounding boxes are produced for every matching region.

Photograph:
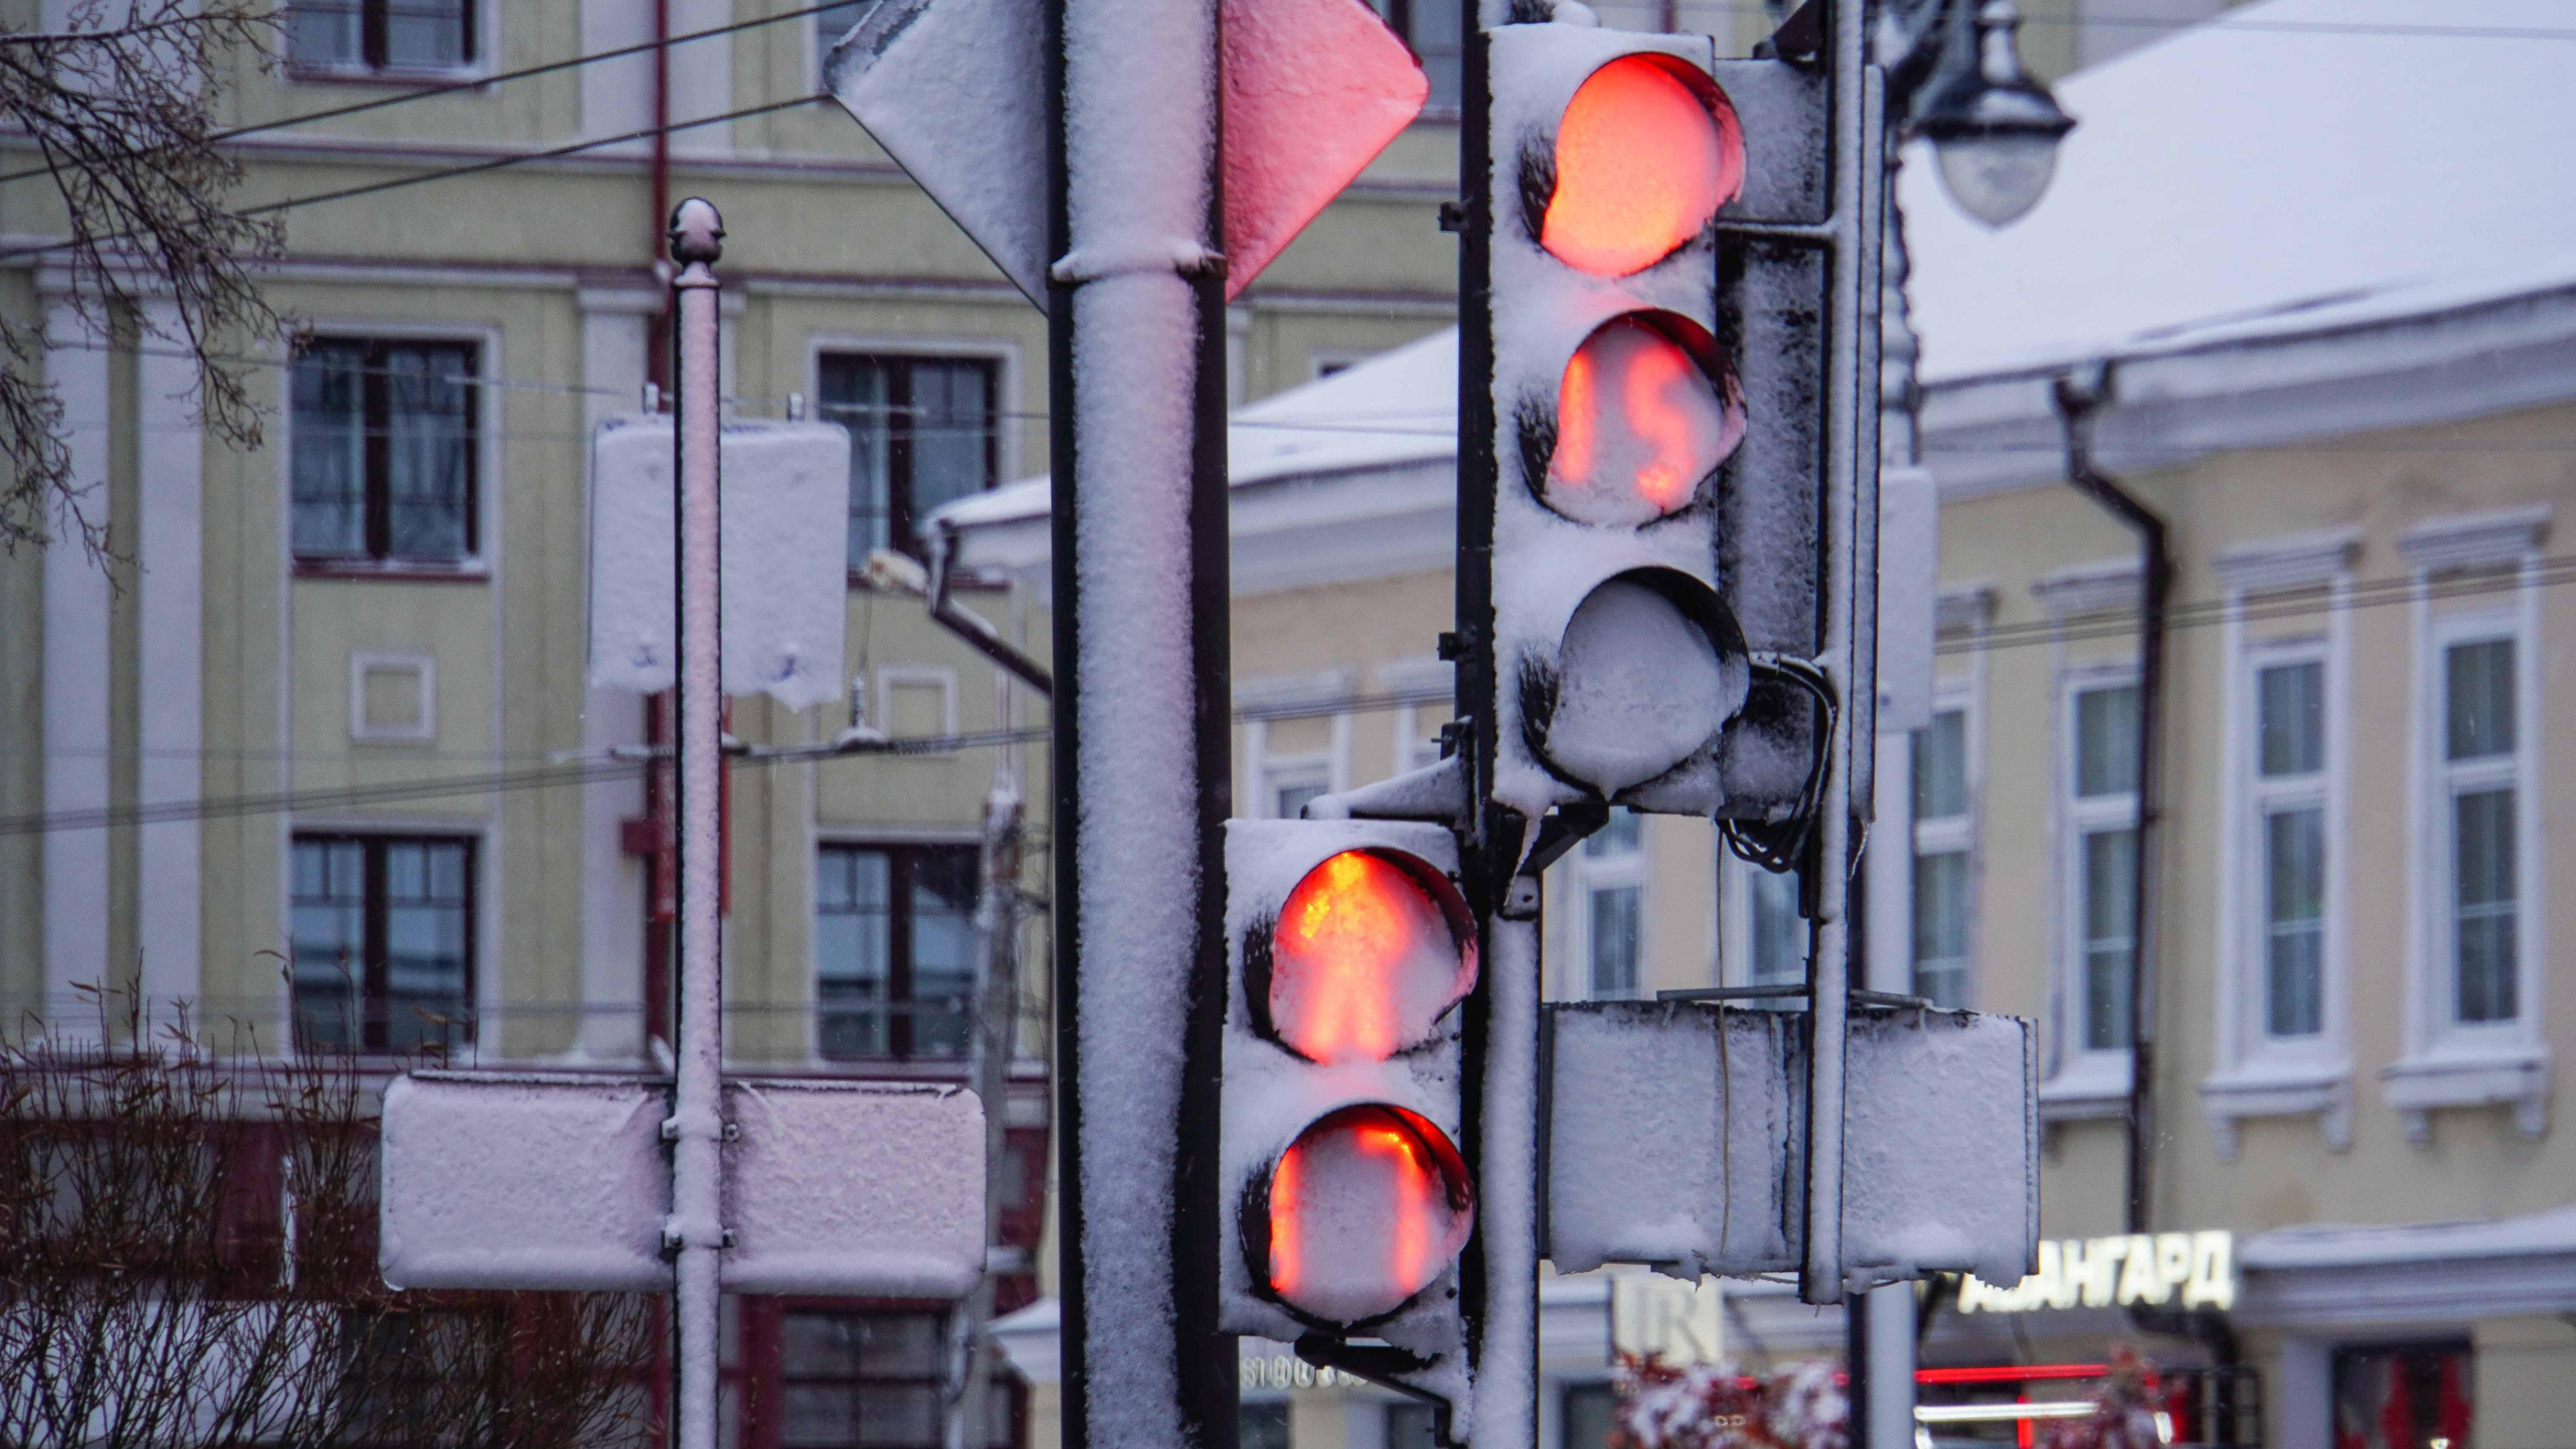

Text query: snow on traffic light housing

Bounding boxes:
[1223,822,1476,1363]
[1485,21,1833,825]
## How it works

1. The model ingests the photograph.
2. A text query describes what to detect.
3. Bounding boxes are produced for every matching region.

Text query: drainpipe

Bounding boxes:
[2050,364,2169,1238]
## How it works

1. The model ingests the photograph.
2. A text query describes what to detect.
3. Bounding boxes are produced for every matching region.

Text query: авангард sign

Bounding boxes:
[1957,1230,2235,1313]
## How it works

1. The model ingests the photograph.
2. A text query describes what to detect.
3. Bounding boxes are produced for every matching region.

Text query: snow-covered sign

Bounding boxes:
[587,415,849,708]
[1543,1002,2037,1289]
[824,0,1425,306]
[380,1071,985,1297]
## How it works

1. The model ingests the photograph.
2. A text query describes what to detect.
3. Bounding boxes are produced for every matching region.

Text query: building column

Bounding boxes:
[575,288,658,1059]
[41,296,112,1031]
[136,299,204,1022]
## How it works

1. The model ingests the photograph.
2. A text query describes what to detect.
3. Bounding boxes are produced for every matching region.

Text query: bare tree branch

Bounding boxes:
[1,0,284,557]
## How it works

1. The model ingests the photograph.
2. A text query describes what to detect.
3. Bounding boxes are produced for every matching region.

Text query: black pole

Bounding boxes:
[2052,367,2169,1237]
[1042,0,1088,1435]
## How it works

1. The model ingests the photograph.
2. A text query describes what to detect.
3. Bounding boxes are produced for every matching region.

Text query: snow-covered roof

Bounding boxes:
[935,324,1457,531]
[1899,0,2576,386]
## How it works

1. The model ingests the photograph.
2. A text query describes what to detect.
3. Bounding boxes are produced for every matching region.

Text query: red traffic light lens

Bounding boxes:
[1268,850,1477,1064]
[1267,1104,1473,1325]
[1541,56,1741,276]
[1546,312,1744,525]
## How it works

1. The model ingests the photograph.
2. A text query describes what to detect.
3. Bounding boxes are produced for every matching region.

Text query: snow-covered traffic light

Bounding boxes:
[1479,20,1834,833]
[1221,822,1476,1385]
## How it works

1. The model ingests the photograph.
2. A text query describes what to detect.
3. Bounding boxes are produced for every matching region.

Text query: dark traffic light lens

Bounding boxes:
[1541,56,1741,276]
[1267,1103,1473,1325]
[1545,312,1743,525]
[1269,850,1477,1064]
[1541,573,1745,793]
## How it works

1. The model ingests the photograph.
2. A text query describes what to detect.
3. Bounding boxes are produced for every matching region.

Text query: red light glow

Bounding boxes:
[1269,851,1474,1064]
[1266,1104,1471,1325]
[1545,314,1742,525]
[1541,57,1741,276]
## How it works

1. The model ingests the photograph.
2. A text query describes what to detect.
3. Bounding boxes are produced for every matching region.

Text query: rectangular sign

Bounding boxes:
[380,1070,985,1297]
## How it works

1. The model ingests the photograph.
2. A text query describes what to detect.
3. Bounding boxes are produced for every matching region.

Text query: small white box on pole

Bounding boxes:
[588,415,851,709]
[1875,464,1939,737]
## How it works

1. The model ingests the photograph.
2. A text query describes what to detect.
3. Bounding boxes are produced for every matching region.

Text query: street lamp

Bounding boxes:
[1911,0,2075,227]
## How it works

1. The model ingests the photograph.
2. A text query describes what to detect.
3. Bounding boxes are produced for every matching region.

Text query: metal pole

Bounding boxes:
[1044,0,1236,1445]
[1799,0,1880,1309]
[949,784,1025,1449]
[665,196,728,1449]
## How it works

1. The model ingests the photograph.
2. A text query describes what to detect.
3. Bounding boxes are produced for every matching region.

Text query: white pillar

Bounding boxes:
[136,299,204,1022]
[42,297,112,1033]
[576,288,655,1060]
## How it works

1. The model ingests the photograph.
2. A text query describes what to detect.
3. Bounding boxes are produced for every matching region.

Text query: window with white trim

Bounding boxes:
[1577,809,1645,999]
[1720,858,1804,990]
[2438,627,2524,1028]
[289,0,477,74]
[2250,648,2330,1040]
[1911,705,1974,1009]
[2067,679,2139,1054]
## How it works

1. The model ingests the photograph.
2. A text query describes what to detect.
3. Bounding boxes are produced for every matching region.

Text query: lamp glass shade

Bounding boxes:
[1933,130,2059,228]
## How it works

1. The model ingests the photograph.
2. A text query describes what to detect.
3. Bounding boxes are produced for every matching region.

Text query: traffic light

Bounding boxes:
[1221,821,1477,1380]
[1480,21,1832,831]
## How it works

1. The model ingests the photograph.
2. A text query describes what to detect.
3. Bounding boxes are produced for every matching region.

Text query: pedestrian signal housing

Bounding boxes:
[1221,821,1476,1365]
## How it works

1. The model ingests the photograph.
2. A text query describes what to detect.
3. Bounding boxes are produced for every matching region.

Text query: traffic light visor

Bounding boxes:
[1266,1103,1473,1325]
[1267,850,1477,1064]
[1545,312,1744,525]
[1540,55,1741,276]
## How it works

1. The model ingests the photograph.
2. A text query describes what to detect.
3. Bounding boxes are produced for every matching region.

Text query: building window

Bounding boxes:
[1238,1402,1291,1449]
[2437,634,2520,1024]
[817,844,978,1061]
[2069,682,2139,1052]
[1269,770,1330,821]
[1561,1382,1619,1449]
[290,0,477,74]
[2251,654,2330,1038]
[1370,0,1464,110]
[1387,1402,1440,1449]
[292,339,478,565]
[1735,864,1803,988]
[291,834,475,1054]
[1577,809,1644,999]
[2331,1342,2472,1449]
[1911,705,1973,1009]
[821,353,999,567]
[780,1310,947,1449]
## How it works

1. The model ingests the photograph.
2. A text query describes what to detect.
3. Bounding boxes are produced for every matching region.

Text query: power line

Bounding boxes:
[0,1,865,189]
[1936,552,2575,656]
[0,93,826,263]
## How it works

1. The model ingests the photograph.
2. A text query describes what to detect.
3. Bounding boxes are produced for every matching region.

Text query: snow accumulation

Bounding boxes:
[1899,0,2576,385]
[2240,1205,2576,1270]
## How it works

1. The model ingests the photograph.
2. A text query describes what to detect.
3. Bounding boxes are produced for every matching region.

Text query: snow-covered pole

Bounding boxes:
[949,782,1025,1449]
[665,196,729,1449]
[1043,0,1237,1446]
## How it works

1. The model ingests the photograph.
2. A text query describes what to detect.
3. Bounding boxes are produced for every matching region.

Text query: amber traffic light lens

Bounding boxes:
[1545,312,1743,525]
[1268,850,1476,1064]
[1267,1103,1473,1325]
[1540,56,1741,276]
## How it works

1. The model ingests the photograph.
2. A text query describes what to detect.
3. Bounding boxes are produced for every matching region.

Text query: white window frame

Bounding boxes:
[284,0,495,82]
[1378,656,1453,778]
[2388,508,2551,1141]
[1908,688,1979,1009]
[2198,530,2359,1158]
[2050,664,2142,1108]
[1570,814,1647,1001]
[2227,635,2343,1062]
[1236,670,1355,818]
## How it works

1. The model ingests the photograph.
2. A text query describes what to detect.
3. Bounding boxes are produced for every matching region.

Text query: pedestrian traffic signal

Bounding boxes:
[1480,21,1832,829]
[1221,822,1475,1362]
